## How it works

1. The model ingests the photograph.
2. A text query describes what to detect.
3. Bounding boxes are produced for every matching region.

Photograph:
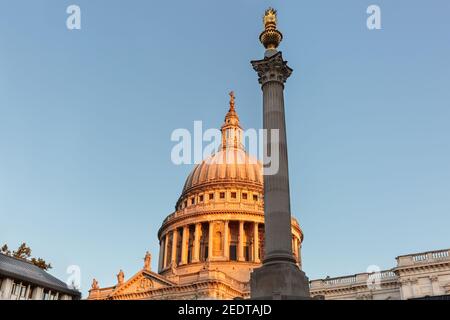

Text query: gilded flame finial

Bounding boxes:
[263,8,277,29]
[260,8,283,51]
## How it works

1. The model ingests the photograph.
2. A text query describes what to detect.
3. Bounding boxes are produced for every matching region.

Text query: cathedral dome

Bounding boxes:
[178,91,263,204]
[157,92,303,292]
[181,149,263,196]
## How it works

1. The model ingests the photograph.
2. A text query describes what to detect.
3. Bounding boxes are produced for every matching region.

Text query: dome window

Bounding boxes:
[199,195,204,202]
[242,193,248,200]
[209,193,214,200]
[253,194,258,201]
[231,192,237,199]
[191,198,195,205]
[220,192,225,199]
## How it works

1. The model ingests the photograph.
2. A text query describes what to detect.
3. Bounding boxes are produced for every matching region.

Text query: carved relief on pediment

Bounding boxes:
[137,278,154,291]
[113,271,171,297]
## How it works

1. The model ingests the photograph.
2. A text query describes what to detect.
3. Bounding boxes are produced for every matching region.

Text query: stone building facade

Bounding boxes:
[0,253,80,300]
[310,248,450,300]
[88,93,304,300]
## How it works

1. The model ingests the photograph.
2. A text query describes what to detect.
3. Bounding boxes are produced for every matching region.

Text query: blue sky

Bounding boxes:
[1,1,449,297]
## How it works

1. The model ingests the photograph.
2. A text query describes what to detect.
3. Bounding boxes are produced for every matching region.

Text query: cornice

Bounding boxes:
[108,278,247,300]
[310,280,400,296]
[180,180,263,200]
[395,261,450,275]
[158,209,303,239]
[158,210,264,237]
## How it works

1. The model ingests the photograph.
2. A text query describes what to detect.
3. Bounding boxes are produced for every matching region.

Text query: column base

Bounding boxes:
[250,262,311,300]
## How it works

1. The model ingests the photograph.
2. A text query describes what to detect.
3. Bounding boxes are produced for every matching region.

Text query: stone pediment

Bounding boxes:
[112,269,176,296]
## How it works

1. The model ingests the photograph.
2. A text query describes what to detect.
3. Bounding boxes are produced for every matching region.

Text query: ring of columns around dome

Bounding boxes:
[157,199,304,273]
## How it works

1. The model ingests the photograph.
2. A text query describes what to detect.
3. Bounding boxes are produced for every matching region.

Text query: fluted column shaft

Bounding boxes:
[253,222,260,263]
[292,237,298,261]
[171,229,178,266]
[252,52,296,265]
[208,221,214,261]
[163,233,169,268]
[298,243,303,269]
[193,223,201,263]
[250,34,310,300]
[181,225,189,265]
[158,238,164,271]
[238,221,245,261]
[223,221,230,259]
[262,80,295,263]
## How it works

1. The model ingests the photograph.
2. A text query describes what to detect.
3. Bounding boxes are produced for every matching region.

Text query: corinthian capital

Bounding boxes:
[251,51,293,87]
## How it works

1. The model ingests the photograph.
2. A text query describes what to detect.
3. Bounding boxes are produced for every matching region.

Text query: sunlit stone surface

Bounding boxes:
[87,95,304,300]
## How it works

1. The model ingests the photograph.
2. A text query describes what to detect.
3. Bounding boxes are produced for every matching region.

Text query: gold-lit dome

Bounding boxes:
[156,92,303,300]
[181,149,263,195]
[179,91,262,201]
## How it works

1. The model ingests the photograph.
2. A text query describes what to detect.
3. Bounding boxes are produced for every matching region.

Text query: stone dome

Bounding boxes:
[178,91,263,204]
[157,92,304,291]
[181,149,263,196]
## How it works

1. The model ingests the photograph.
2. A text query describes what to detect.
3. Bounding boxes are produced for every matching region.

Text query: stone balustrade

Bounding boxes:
[310,270,397,290]
[163,202,264,224]
[397,249,450,267]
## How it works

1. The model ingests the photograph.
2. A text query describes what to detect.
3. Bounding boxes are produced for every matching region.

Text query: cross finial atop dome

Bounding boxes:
[229,91,235,111]
[223,91,240,125]
[221,91,243,150]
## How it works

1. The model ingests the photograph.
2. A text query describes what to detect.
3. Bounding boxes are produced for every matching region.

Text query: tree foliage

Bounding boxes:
[30,257,52,271]
[12,242,32,259]
[1,244,11,255]
[1,242,52,270]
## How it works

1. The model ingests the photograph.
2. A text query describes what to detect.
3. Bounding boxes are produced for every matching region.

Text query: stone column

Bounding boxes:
[163,233,169,269]
[292,237,297,260]
[31,287,44,300]
[0,278,13,299]
[298,243,303,269]
[254,222,260,263]
[192,223,201,263]
[171,228,178,266]
[253,53,294,264]
[238,221,245,261]
[223,220,230,259]
[25,284,31,300]
[250,25,310,298]
[181,225,189,265]
[158,238,164,271]
[208,221,214,261]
